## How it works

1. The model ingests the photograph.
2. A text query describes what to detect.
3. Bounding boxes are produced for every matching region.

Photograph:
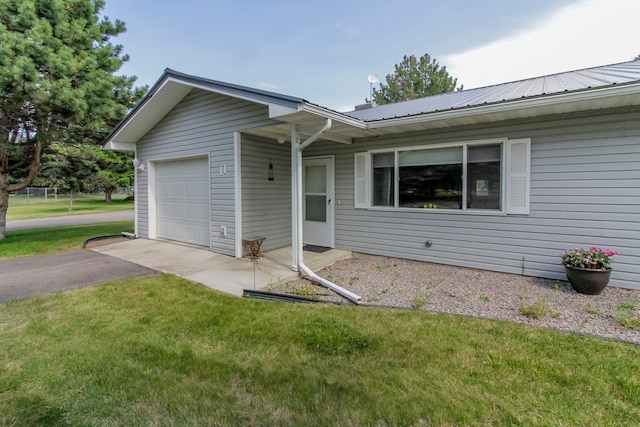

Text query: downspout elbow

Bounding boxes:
[299,261,361,304]
[298,119,332,151]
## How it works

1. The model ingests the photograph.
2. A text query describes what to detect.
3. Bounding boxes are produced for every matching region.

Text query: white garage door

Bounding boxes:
[156,157,210,247]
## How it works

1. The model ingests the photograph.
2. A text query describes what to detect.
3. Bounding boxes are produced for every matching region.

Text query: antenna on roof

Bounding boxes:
[368,74,379,101]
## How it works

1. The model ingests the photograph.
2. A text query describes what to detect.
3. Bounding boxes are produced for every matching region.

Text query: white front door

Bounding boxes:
[303,157,334,248]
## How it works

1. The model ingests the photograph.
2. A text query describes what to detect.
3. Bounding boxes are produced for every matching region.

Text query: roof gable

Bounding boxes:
[103,69,308,148]
[103,69,368,149]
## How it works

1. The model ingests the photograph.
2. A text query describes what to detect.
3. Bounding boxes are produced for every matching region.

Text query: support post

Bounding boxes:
[290,124,299,271]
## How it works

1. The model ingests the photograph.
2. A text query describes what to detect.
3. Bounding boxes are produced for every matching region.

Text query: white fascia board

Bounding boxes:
[301,104,368,129]
[366,83,640,129]
[269,103,300,118]
[102,141,136,152]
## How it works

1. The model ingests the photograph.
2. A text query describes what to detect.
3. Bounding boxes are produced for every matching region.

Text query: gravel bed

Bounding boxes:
[273,253,640,345]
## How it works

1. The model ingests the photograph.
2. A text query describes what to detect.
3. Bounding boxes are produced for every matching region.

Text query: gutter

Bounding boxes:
[292,119,362,304]
[300,103,369,130]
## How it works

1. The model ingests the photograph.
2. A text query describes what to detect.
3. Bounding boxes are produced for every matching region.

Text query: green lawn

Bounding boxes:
[0,275,638,426]
[7,197,133,220]
[0,221,134,259]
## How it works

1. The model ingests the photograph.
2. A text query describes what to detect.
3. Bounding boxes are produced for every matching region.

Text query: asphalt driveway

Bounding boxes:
[6,210,133,231]
[0,250,156,304]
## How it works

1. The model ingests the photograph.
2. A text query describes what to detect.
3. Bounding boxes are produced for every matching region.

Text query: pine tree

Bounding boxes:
[0,0,145,238]
[371,53,462,105]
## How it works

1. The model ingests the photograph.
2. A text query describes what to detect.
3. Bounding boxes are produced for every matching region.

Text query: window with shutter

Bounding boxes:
[354,152,368,208]
[355,138,531,214]
[506,138,531,215]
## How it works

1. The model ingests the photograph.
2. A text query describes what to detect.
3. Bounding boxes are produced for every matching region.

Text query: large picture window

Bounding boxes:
[355,138,530,214]
[371,141,503,211]
[398,147,463,209]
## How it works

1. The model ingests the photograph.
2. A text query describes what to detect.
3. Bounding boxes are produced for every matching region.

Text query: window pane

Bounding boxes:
[306,195,327,222]
[467,144,501,210]
[399,147,462,166]
[373,152,394,167]
[399,147,463,209]
[305,165,326,193]
[372,153,394,206]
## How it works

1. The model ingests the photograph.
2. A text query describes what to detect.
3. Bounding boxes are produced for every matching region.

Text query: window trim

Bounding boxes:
[366,138,509,214]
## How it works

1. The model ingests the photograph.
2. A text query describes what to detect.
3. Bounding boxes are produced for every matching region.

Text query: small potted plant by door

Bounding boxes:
[560,246,618,295]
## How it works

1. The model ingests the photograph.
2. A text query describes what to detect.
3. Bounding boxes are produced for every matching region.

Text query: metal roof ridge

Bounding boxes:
[344,58,640,116]
[162,68,306,105]
[363,80,640,127]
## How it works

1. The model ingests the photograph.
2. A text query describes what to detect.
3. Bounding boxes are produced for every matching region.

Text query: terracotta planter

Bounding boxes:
[564,265,611,295]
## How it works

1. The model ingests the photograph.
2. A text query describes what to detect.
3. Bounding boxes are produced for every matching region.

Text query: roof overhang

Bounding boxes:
[102,70,372,150]
[364,82,640,135]
[102,77,193,150]
[103,68,640,152]
[254,103,372,144]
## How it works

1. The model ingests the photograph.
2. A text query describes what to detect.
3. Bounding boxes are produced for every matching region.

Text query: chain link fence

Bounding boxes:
[9,187,133,205]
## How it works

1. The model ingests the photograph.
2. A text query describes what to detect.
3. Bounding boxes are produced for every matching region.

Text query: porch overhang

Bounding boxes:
[241,110,374,145]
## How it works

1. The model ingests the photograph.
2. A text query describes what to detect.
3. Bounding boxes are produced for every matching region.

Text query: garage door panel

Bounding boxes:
[184,204,201,220]
[171,205,184,217]
[156,157,210,247]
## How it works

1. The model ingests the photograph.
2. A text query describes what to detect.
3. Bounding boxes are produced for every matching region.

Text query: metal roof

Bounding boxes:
[104,60,640,150]
[162,68,307,107]
[345,60,640,122]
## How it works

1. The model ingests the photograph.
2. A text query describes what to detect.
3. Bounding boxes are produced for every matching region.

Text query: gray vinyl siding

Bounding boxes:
[304,107,640,290]
[136,89,276,256]
[241,135,292,252]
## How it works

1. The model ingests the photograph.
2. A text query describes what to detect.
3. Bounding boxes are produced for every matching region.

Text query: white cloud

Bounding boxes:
[444,0,640,89]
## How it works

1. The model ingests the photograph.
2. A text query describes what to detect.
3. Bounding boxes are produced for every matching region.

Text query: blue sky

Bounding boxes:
[102,0,640,112]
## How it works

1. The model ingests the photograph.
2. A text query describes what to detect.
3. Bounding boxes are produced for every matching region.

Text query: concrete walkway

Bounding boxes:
[6,210,134,231]
[92,239,352,297]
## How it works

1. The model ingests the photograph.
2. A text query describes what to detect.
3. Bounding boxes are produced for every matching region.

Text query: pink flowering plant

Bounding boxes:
[561,246,618,270]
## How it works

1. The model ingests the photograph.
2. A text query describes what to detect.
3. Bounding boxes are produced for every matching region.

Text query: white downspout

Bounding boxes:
[133,148,139,238]
[293,119,361,304]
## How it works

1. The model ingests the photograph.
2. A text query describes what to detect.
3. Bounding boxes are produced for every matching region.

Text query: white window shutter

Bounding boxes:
[506,138,531,214]
[354,152,368,208]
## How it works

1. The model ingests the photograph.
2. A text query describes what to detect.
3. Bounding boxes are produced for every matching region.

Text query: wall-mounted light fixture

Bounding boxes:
[132,158,145,171]
[276,134,286,144]
[268,158,274,181]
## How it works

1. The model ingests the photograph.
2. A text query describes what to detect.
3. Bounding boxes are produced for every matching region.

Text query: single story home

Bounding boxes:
[103,60,640,292]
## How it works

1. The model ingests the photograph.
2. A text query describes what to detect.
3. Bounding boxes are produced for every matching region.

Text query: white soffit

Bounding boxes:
[106,79,193,144]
